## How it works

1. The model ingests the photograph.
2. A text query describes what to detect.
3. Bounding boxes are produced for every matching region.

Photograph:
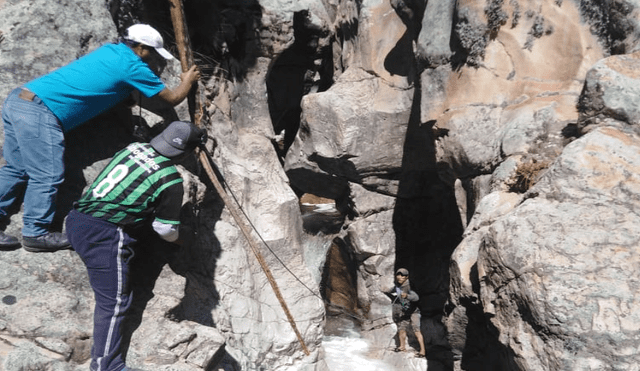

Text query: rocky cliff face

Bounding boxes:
[1,0,640,370]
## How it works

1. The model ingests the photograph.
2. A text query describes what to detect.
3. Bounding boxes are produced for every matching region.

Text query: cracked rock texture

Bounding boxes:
[2,0,640,370]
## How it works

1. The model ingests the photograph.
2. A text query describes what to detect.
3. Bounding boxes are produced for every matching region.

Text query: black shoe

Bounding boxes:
[22,232,71,252]
[0,231,20,250]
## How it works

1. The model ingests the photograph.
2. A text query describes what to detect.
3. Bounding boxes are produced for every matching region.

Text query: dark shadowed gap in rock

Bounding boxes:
[456,295,519,371]
[460,177,476,222]
[579,0,635,55]
[209,347,241,371]
[108,0,263,82]
[449,7,488,70]
[384,27,417,80]
[163,186,226,325]
[445,250,520,369]
[388,0,425,82]
[307,152,362,183]
[335,6,360,42]
[332,1,360,74]
[286,168,350,201]
[393,50,463,369]
[390,0,426,38]
[321,237,360,318]
[300,193,344,235]
[1,295,16,305]
[180,0,263,81]
[266,10,333,160]
[107,0,143,32]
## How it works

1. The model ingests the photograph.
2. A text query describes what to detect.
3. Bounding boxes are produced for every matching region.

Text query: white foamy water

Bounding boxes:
[323,336,392,371]
[322,316,393,371]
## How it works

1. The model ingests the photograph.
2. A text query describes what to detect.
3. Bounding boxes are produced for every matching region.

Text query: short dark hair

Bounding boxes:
[122,38,140,48]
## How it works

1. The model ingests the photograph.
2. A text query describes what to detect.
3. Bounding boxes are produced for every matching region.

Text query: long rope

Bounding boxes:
[197,143,311,355]
[167,0,310,356]
[199,147,394,326]
[195,157,403,336]
[166,0,397,350]
[201,147,320,297]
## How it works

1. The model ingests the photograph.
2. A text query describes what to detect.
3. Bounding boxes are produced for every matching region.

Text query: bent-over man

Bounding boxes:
[66,121,206,371]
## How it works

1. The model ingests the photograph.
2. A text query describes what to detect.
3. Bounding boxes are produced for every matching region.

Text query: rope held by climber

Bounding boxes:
[167,0,311,356]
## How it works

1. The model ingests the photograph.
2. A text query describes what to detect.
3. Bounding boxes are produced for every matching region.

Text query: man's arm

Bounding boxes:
[152,219,180,242]
[382,285,398,301]
[156,65,201,106]
[407,289,419,302]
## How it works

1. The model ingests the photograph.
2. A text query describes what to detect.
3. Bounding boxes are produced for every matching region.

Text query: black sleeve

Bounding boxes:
[153,181,184,225]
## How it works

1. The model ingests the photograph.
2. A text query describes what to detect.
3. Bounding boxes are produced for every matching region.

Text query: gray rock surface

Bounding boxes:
[0,0,115,98]
[475,126,640,369]
[4,0,640,370]
[285,66,413,197]
[578,52,640,132]
[417,0,455,66]
[447,41,640,371]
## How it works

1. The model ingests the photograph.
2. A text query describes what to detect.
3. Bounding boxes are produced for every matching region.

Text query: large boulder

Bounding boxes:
[578,51,640,132]
[475,126,640,369]
[285,66,414,198]
[447,42,640,368]
[284,0,414,198]
[428,0,604,185]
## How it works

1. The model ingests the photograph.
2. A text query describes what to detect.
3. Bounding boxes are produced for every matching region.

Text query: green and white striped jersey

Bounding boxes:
[75,142,183,227]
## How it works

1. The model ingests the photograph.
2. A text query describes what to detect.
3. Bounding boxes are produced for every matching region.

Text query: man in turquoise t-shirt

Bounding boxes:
[0,24,200,252]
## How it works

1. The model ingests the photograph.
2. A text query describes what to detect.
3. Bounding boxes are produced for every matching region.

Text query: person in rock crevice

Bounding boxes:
[0,24,200,252]
[384,267,426,357]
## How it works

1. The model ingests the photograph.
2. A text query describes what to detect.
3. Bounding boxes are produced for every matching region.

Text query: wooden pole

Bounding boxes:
[168,0,202,126]
[199,152,311,356]
[167,0,310,356]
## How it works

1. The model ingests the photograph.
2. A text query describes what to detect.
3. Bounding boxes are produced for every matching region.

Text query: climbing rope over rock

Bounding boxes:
[167,0,311,356]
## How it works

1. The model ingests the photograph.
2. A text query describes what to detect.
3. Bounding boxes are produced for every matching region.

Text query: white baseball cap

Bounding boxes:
[125,24,174,60]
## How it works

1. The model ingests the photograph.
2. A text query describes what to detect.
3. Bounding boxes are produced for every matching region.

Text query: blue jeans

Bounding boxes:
[0,87,65,236]
[66,210,136,371]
